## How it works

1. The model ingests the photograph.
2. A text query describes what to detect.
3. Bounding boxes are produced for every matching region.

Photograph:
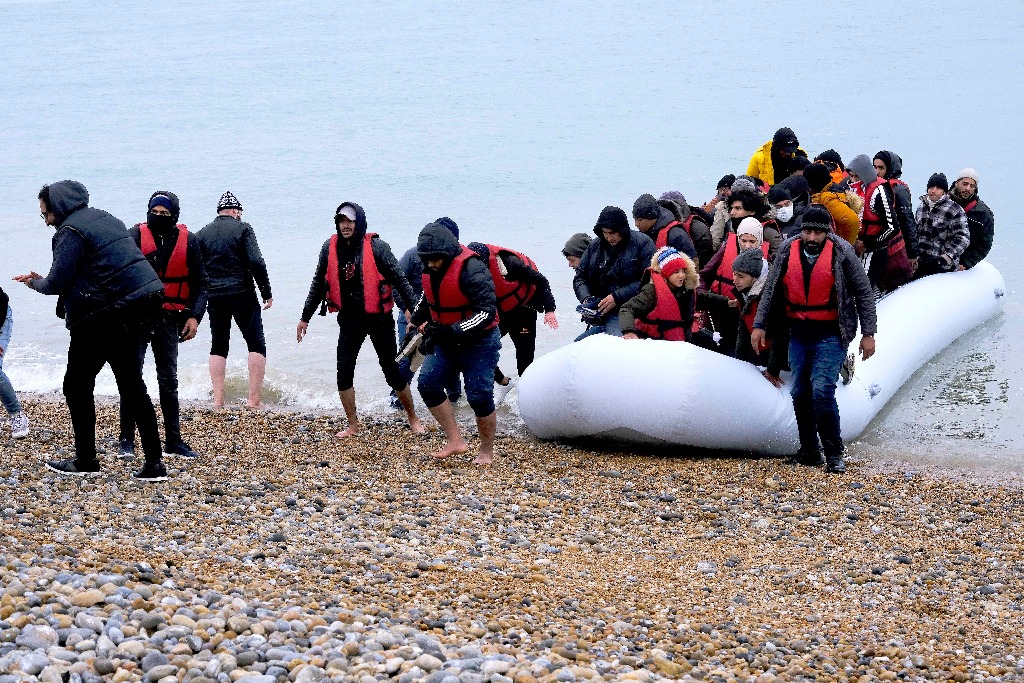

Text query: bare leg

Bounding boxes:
[473,411,497,465]
[209,355,227,408]
[336,388,360,438]
[426,399,468,459]
[396,385,425,434]
[247,352,265,408]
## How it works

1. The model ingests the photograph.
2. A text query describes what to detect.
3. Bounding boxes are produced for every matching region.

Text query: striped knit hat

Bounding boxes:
[656,247,687,278]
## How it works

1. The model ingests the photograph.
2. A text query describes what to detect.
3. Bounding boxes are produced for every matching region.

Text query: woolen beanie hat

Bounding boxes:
[659,190,687,205]
[632,194,660,220]
[801,205,833,232]
[735,217,763,242]
[814,149,844,170]
[791,156,812,172]
[434,216,459,239]
[562,232,592,258]
[717,174,737,190]
[217,190,242,211]
[732,246,766,278]
[148,191,179,218]
[803,163,833,194]
[956,168,979,184]
[595,206,629,233]
[847,154,876,184]
[655,247,687,278]
[927,173,949,192]
[767,185,792,205]
[731,177,757,194]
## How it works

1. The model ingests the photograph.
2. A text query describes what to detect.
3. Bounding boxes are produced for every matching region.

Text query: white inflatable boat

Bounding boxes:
[518,262,1006,454]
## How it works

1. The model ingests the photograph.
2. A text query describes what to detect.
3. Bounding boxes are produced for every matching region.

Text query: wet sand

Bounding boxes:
[1,398,1022,682]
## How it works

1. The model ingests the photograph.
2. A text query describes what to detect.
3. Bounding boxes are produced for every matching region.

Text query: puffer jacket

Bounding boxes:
[29,180,164,328]
[573,224,656,309]
[754,234,877,349]
[618,251,699,340]
[746,139,808,187]
[300,202,416,322]
[811,190,861,244]
[196,215,272,300]
[645,203,696,260]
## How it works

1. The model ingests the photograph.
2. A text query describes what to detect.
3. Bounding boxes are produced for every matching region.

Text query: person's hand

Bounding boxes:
[424,321,454,343]
[762,369,784,388]
[622,332,639,340]
[855,240,865,257]
[180,318,198,342]
[263,298,273,310]
[751,328,766,352]
[860,334,875,361]
[13,272,41,287]
[957,264,966,271]
[404,309,412,324]
[909,258,919,273]
[543,311,558,330]
[728,298,740,309]
[597,294,616,315]
[296,320,308,343]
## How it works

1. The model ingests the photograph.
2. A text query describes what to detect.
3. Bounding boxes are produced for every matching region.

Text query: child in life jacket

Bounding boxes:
[619,247,698,341]
[730,247,787,386]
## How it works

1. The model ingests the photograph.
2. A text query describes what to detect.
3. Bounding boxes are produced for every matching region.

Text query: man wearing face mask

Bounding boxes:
[752,205,876,474]
[119,192,208,460]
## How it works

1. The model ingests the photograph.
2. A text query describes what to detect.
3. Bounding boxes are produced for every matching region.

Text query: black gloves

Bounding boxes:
[423,321,455,344]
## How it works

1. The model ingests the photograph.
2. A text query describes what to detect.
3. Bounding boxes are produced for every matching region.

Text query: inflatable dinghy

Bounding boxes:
[518,262,1006,454]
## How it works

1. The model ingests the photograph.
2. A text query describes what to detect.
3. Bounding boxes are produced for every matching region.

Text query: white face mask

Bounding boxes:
[775,204,794,222]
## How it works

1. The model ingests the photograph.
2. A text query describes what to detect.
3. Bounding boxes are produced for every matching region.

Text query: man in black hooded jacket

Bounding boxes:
[16,180,169,481]
[297,202,423,437]
[872,151,921,269]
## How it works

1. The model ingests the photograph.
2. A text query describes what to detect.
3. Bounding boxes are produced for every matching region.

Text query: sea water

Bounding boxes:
[0,0,1020,471]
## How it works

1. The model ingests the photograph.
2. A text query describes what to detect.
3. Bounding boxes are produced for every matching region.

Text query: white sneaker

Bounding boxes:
[10,412,29,439]
[494,378,516,406]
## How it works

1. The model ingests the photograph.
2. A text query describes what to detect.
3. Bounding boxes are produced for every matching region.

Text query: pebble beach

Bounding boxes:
[1,399,1023,682]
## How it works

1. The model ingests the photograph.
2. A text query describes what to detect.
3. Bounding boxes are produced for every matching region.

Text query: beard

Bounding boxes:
[802,238,824,255]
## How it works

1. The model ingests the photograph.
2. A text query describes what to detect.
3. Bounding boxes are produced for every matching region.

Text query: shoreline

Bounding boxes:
[1,399,1022,681]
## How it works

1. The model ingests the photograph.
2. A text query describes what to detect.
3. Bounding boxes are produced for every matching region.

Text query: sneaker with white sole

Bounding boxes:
[133,461,169,482]
[45,457,100,477]
[493,378,516,406]
[9,412,29,439]
[164,441,201,459]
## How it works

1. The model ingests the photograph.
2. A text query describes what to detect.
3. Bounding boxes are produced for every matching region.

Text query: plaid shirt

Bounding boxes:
[914,194,970,267]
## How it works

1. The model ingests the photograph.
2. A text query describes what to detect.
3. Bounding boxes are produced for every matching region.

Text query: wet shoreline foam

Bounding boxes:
[0,399,1022,681]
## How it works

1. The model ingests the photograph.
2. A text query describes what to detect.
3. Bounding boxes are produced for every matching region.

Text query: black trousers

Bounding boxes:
[494,306,538,382]
[336,312,407,393]
[64,299,163,466]
[119,311,183,447]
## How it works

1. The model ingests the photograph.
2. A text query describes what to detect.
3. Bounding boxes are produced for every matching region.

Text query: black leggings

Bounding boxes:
[336,313,407,393]
[208,292,267,357]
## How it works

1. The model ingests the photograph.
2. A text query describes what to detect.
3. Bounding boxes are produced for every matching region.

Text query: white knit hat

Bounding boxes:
[735,217,764,243]
[956,168,979,184]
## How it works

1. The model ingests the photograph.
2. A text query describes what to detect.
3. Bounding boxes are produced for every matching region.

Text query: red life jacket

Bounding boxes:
[482,244,539,314]
[139,223,190,312]
[709,235,770,297]
[422,246,499,329]
[325,233,394,314]
[783,239,839,321]
[860,177,907,254]
[963,199,978,213]
[633,271,688,341]
[655,216,695,249]
[740,296,760,335]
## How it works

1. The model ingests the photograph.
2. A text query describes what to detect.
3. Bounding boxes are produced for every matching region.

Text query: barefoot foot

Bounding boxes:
[472,452,494,466]
[335,426,360,439]
[409,419,427,435]
[432,439,468,459]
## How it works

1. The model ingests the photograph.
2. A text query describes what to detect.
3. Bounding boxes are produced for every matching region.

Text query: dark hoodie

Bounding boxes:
[300,202,416,323]
[409,222,497,343]
[874,151,920,259]
[196,207,272,300]
[128,191,209,323]
[29,180,163,328]
[770,127,802,183]
[573,216,656,308]
[646,204,697,261]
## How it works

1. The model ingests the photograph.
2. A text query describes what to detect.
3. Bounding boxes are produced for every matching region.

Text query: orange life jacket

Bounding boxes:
[139,223,190,312]
[482,244,539,314]
[325,233,394,314]
[422,246,499,329]
[655,216,695,249]
[710,235,770,298]
[633,271,688,341]
[783,239,839,321]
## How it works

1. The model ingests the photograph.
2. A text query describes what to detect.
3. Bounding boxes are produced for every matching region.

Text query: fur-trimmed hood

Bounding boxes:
[649,250,699,291]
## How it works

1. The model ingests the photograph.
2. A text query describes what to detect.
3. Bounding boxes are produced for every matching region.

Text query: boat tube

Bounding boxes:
[518,262,1006,454]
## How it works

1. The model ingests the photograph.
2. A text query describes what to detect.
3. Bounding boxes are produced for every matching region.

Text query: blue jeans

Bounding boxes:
[418,328,501,417]
[0,307,21,415]
[788,332,845,457]
[396,312,461,399]
[574,314,622,342]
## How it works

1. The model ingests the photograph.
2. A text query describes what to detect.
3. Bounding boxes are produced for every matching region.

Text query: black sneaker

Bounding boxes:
[45,457,100,477]
[787,449,825,467]
[117,439,135,459]
[164,441,201,459]
[133,461,169,482]
[825,455,847,474]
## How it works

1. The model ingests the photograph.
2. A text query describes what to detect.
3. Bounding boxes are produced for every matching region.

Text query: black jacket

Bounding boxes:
[410,223,497,344]
[877,152,920,259]
[394,246,422,313]
[0,286,8,330]
[951,193,995,270]
[646,205,697,260]
[574,226,656,309]
[196,215,272,300]
[129,224,209,323]
[29,180,164,328]
[300,202,416,323]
